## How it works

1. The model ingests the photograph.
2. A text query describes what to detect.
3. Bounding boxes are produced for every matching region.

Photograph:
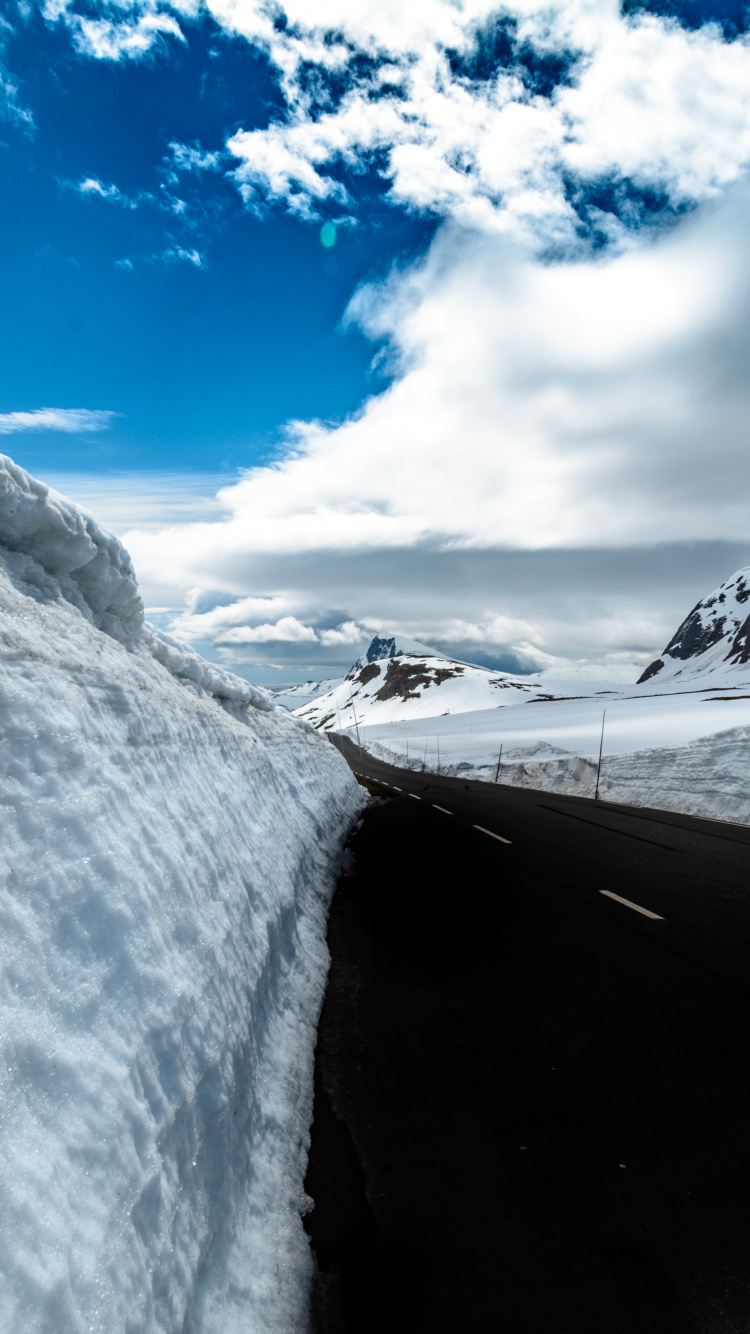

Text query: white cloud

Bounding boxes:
[44,3,750,245]
[152,245,204,267]
[318,620,364,645]
[75,176,141,207]
[166,141,223,175]
[58,6,188,61]
[106,180,750,674]
[0,66,34,131]
[0,407,119,433]
[215,616,318,644]
[123,184,750,580]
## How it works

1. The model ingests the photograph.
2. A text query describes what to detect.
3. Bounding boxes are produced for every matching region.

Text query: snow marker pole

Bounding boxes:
[335,701,344,753]
[437,734,440,775]
[348,681,365,778]
[595,710,606,800]
[423,740,428,772]
[494,743,503,783]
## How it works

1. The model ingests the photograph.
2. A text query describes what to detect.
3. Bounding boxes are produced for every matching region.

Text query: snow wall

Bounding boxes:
[0,456,366,1333]
[371,734,750,825]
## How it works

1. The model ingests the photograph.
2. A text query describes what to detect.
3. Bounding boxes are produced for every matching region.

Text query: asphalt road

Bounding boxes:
[304,736,750,1334]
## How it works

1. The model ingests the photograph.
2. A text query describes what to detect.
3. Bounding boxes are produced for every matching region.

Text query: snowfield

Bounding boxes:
[0,456,365,1334]
[320,571,750,825]
[358,690,750,823]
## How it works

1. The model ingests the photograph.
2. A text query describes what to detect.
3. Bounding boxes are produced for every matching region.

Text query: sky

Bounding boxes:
[4,1,750,683]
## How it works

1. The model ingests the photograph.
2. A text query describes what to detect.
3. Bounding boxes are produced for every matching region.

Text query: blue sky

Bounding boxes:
[5,2,750,683]
[0,9,435,473]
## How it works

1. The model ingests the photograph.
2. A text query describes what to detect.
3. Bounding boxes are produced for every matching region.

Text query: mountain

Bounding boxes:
[293,648,567,731]
[354,632,446,667]
[272,634,446,711]
[638,567,750,686]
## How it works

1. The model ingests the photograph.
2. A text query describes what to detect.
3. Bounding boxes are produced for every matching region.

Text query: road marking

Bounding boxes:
[409,793,421,800]
[433,805,453,815]
[393,786,401,792]
[474,825,512,845]
[600,890,664,920]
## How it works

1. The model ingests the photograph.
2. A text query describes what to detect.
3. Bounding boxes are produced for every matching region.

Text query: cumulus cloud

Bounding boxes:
[40,2,750,244]
[124,184,750,571]
[105,179,750,673]
[215,616,318,644]
[0,407,118,433]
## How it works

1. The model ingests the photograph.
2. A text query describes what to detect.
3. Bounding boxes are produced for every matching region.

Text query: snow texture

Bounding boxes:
[0,456,365,1334]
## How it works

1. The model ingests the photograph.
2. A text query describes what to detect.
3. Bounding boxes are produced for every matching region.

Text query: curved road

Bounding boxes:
[304,736,750,1333]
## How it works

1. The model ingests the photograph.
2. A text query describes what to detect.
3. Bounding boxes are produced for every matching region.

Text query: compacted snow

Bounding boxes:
[0,456,364,1334]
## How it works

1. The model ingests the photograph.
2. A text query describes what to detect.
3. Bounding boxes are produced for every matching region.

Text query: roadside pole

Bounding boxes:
[494,743,503,783]
[348,682,365,778]
[594,710,606,801]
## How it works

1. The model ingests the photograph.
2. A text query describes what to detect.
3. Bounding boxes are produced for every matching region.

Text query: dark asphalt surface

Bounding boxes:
[304,736,750,1333]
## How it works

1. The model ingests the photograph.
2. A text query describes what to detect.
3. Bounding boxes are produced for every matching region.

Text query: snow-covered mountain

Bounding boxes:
[0,455,363,1333]
[294,649,570,731]
[272,634,446,711]
[353,632,446,667]
[638,566,750,686]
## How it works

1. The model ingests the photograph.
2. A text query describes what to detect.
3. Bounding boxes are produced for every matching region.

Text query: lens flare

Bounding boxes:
[320,222,336,248]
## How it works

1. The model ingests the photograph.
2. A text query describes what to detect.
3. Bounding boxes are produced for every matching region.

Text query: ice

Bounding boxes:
[0,456,365,1333]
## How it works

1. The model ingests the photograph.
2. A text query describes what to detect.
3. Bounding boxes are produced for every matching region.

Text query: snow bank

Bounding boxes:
[0,459,365,1334]
[361,689,750,824]
[0,453,143,639]
[450,729,750,826]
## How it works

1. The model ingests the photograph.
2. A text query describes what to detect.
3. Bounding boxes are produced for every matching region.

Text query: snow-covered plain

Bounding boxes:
[358,689,750,821]
[322,572,750,824]
[0,456,365,1334]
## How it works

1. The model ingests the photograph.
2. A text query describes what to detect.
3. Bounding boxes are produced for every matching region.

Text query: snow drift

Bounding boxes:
[0,456,365,1334]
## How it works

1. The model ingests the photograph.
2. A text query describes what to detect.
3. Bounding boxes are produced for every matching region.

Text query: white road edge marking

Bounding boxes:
[474,825,512,845]
[600,890,664,920]
[409,794,421,801]
[433,805,453,815]
[393,786,401,792]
